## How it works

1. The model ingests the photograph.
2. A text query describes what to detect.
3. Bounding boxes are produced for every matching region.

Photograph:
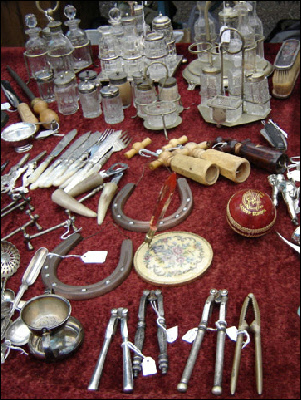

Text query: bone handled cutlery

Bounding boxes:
[28,128,78,188]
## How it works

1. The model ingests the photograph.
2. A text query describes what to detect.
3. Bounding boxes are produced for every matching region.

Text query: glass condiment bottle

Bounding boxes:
[23,14,48,80]
[108,72,132,109]
[135,77,157,118]
[35,69,55,103]
[79,79,101,119]
[193,1,217,44]
[133,3,145,36]
[100,85,124,124]
[131,71,144,108]
[46,21,75,77]
[108,5,124,52]
[152,12,173,42]
[54,71,79,115]
[244,71,270,115]
[158,77,179,101]
[64,5,92,72]
[234,2,256,49]
[120,15,142,59]
[79,70,102,103]
[200,65,222,105]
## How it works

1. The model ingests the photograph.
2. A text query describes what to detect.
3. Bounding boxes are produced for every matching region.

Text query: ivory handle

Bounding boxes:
[51,189,97,218]
[97,182,118,225]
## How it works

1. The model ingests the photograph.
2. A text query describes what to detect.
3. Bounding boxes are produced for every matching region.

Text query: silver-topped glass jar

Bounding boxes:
[79,80,101,119]
[54,71,79,115]
[35,69,55,103]
[152,12,173,42]
[100,85,124,124]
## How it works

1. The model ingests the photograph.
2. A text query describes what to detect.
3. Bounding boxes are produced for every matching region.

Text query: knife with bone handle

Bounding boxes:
[37,131,92,188]
[55,130,112,188]
[28,128,78,188]
[11,151,47,194]
[62,130,123,193]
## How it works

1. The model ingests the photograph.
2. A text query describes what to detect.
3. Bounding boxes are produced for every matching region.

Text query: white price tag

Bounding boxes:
[226,326,238,342]
[142,357,157,375]
[81,251,108,263]
[167,326,178,343]
[182,327,197,343]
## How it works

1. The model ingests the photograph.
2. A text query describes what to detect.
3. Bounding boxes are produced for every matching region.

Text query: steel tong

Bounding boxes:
[231,293,263,395]
[88,308,133,393]
[177,289,228,395]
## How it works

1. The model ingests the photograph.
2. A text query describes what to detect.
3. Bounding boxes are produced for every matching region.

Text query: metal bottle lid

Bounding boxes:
[247,71,265,82]
[158,77,177,88]
[54,71,76,86]
[108,72,128,85]
[100,85,120,98]
[47,21,63,33]
[78,80,95,94]
[201,65,221,75]
[35,69,54,82]
[78,70,97,82]
[152,13,171,29]
[137,79,153,91]
[121,15,137,25]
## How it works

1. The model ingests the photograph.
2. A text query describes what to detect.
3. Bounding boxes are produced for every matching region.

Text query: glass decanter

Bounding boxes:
[46,20,75,77]
[234,1,256,48]
[193,1,217,45]
[24,14,49,80]
[64,5,92,72]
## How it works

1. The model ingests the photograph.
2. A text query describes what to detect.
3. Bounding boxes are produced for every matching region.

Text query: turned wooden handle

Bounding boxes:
[124,137,152,159]
[31,98,59,129]
[162,135,188,150]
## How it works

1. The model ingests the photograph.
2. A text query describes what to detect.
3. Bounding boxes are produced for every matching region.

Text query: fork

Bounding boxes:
[78,131,132,178]
[63,131,132,193]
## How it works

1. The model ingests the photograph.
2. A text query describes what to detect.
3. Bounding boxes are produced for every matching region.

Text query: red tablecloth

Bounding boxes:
[1,43,300,399]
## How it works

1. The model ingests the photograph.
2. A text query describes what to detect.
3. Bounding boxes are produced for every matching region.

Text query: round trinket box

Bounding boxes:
[134,231,213,285]
[226,188,276,237]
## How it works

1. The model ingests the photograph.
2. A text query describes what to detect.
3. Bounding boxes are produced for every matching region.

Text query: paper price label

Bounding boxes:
[182,327,197,343]
[81,251,108,263]
[167,326,178,343]
[142,357,157,375]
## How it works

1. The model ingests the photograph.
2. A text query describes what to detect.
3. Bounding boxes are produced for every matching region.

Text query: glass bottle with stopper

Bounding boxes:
[23,13,49,81]
[46,19,75,77]
[64,5,92,72]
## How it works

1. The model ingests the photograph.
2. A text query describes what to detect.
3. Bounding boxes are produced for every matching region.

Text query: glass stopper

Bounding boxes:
[64,5,76,20]
[25,14,37,28]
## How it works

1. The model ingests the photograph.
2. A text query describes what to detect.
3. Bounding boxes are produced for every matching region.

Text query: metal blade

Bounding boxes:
[6,66,35,102]
[48,129,78,159]
[1,80,21,108]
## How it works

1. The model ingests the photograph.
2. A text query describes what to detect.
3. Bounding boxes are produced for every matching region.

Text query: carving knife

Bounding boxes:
[6,65,59,129]
[37,131,92,188]
[1,80,39,129]
[28,128,78,188]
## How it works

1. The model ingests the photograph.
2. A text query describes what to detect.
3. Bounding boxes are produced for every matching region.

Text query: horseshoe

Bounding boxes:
[112,178,193,232]
[41,232,133,300]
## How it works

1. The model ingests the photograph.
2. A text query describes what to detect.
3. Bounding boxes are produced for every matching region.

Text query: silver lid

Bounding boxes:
[100,85,119,98]
[158,77,177,88]
[79,80,95,93]
[78,70,97,81]
[54,71,76,86]
[108,71,128,85]
[35,69,54,82]
[152,13,171,28]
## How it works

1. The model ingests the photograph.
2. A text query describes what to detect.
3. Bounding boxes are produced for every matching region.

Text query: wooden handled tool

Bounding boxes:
[124,137,152,159]
[6,65,59,129]
[1,80,39,129]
